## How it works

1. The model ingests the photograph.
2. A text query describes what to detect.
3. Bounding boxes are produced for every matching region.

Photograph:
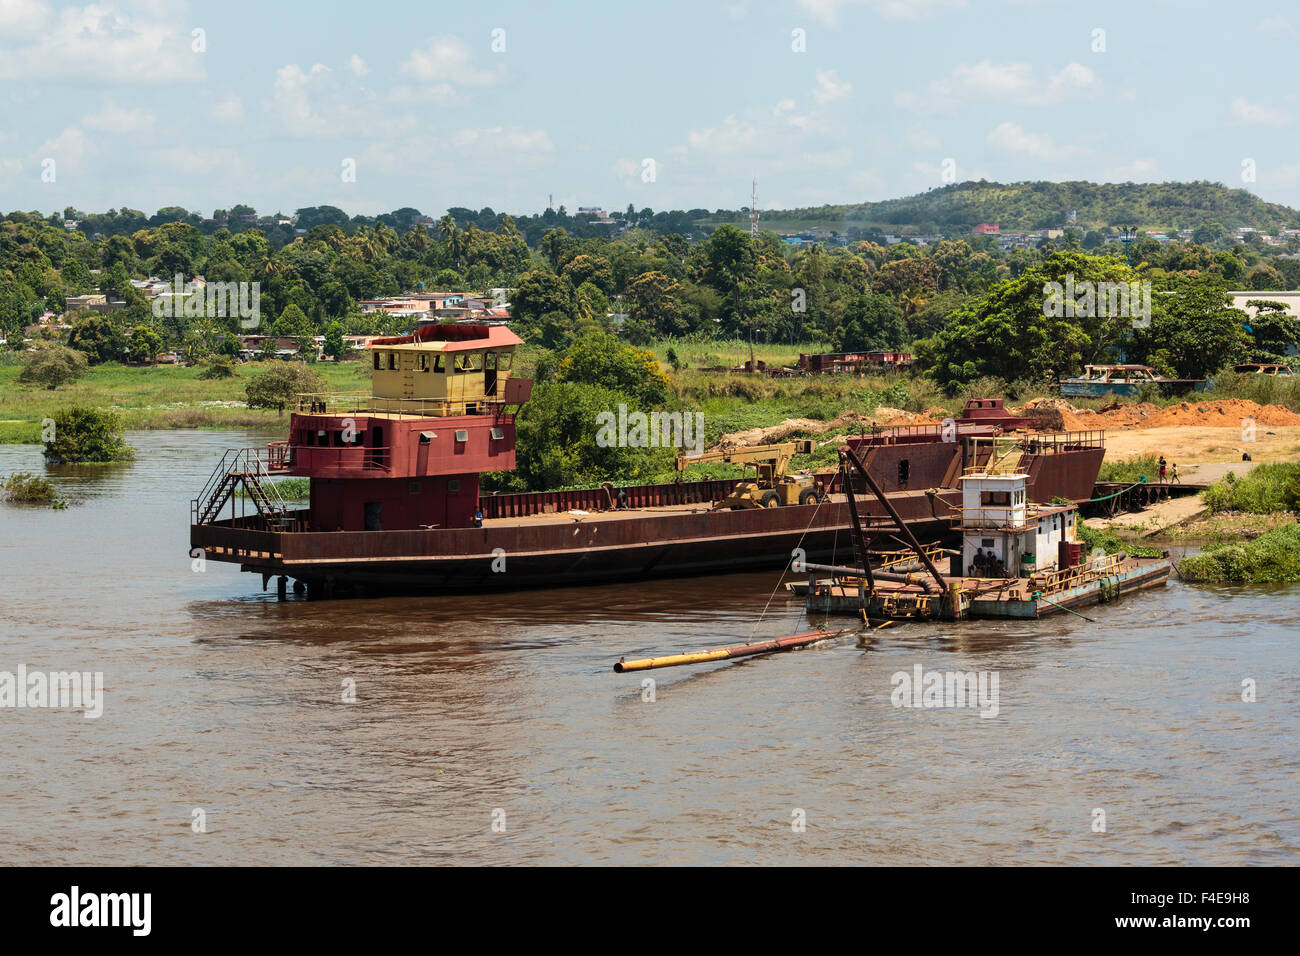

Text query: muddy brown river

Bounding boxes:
[0,430,1295,864]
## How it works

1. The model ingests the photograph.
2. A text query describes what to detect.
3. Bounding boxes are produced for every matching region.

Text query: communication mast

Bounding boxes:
[750,176,759,238]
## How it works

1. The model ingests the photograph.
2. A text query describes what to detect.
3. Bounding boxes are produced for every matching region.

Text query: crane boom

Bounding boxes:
[675,440,812,477]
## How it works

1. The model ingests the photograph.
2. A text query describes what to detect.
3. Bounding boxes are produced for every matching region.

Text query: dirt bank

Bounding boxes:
[1020,397,1300,431]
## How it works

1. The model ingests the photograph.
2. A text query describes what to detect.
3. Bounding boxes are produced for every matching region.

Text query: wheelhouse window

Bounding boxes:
[386,352,397,370]
[373,351,382,370]
[981,491,1011,506]
[417,353,429,372]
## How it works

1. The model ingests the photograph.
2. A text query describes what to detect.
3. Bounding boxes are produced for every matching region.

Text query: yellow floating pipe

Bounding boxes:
[614,627,856,673]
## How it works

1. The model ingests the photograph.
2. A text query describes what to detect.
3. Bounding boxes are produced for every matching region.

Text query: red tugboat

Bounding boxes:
[190,329,1106,597]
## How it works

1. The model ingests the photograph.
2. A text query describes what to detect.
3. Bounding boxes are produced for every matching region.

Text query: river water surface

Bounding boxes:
[0,429,1296,865]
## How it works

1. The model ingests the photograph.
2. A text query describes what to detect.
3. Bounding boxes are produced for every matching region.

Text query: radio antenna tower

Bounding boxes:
[750,176,759,238]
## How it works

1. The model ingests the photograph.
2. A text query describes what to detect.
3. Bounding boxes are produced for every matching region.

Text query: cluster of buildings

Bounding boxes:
[231,289,514,361]
[46,276,515,363]
[357,289,511,325]
[1236,226,1300,248]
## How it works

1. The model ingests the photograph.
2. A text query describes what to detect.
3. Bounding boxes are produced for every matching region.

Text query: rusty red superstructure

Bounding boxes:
[190,333,1106,597]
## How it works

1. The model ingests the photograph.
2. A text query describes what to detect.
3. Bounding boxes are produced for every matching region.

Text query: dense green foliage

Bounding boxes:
[1201,464,1300,514]
[237,477,310,501]
[244,362,326,415]
[1,471,58,503]
[704,180,1300,235]
[1178,524,1300,583]
[199,355,237,379]
[1097,455,1159,484]
[42,405,134,463]
[6,188,1300,375]
[916,252,1279,391]
[1075,519,1165,558]
[501,381,676,491]
[17,345,88,389]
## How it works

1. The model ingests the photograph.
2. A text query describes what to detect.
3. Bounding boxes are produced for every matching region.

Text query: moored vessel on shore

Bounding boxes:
[189,330,1109,597]
[1058,364,1206,397]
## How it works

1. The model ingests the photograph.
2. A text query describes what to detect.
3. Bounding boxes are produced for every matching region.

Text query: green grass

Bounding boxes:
[1097,454,1159,483]
[235,476,311,501]
[0,360,368,443]
[1201,462,1300,514]
[646,338,829,370]
[1178,523,1300,583]
[1076,518,1165,558]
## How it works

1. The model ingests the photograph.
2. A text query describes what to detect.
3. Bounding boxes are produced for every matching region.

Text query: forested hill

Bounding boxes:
[712,181,1300,235]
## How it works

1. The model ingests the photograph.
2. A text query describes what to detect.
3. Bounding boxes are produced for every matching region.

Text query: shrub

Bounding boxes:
[17,346,88,389]
[1201,463,1300,514]
[1178,524,1300,583]
[1,472,58,503]
[200,356,237,380]
[554,330,671,408]
[42,405,135,463]
[245,362,326,415]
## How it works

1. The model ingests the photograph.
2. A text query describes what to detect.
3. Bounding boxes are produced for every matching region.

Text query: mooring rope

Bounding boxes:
[1083,478,1150,503]
[746,490,832,642]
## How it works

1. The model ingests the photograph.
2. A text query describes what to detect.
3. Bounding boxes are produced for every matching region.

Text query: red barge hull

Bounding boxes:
[192,434,1103,597]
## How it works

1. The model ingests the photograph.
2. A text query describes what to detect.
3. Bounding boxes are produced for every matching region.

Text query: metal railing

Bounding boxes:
[1029,552,1124,595]
[292,393,506,418]
[192,446,298,529]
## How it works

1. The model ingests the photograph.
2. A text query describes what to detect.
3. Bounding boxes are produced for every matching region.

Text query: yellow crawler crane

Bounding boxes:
[676,440,819,509]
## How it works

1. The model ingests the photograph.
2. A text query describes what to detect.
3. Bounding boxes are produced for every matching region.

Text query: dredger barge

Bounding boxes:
[189,326,1107,597]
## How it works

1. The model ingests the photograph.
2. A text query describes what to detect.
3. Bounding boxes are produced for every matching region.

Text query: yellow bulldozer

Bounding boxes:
[676,440,821,509]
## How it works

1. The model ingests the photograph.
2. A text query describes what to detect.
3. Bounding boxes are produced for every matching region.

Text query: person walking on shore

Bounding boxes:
[1158,455,1167,484]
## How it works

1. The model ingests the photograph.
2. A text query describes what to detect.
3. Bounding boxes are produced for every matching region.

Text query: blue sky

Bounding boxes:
[3,0,1299,218]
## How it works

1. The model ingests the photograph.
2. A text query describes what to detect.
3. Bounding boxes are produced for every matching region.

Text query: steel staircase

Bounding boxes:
[192,447,296,530]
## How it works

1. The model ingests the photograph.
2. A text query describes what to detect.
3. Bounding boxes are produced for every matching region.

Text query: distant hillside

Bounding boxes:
[705,181,1300,236]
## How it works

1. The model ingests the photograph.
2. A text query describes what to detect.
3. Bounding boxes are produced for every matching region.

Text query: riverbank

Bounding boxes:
[0,360,368,443]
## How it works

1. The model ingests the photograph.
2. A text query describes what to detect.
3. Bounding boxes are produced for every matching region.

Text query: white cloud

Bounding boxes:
[812,69,852,104]
[0,0,50,34]
[0,1,203,83]
[1104,158,1159,182]
[687,115,759,154]
[1229,97,1290,127]
[896,59,1098,113]
[905,127,940,150]
[152,146,245,177]
[347,54,370,77]
[956,60,1035,99]
[211,95,244,124]
[986,121,1072,161]
[33,125,94,172]
[1256,14,1294,34]
[81,103,155,134]
[1046,61,1096,97]
[268,63,403,139]
[399,35,503,87]
[0,158,24,185]
[799,0,965,25]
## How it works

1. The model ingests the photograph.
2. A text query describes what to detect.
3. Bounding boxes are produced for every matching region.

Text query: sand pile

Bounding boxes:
[1142,399,1300,428]
[715,407,933,451]
[1020,397,1300,430]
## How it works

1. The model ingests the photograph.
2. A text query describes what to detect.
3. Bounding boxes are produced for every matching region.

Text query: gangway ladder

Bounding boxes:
[192,448,295,530]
